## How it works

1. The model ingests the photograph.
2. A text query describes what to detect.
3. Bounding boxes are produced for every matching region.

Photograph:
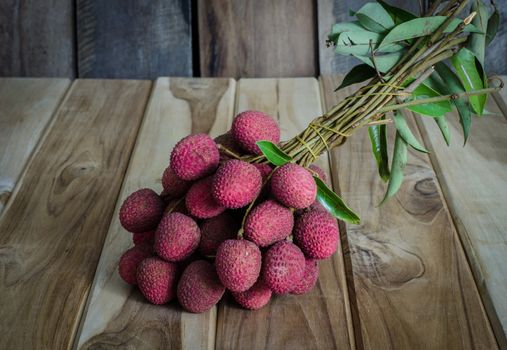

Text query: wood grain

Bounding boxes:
[215,78,354,349]
[198,0,317,78]
[416,96,507,347]
[320,76,498,349]
[76,78,236,349]
[0,0,75,77]
[0,78,70,215]
[76,0,192,79]
[0,79,152,349]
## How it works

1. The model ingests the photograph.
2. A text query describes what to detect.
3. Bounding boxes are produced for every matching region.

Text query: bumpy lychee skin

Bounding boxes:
[118,244,152,285]
[214,132,244,162]
[161,166,191,199]
[186,176,226,219]
[215,239,262,292]
[291,259,319,295]
[308,164,327,183]
[155,212,200,262]
[244,199,294,247]
[212,160,262,209]
[119,189,165,233]
[231,111,280,154]
[199,212,238,256]
[232,280,272,310]
[271,163,317,209]
[294,210,339,259]
[170,133,219,181]
[137,257,178,304]
[177,260,225,313]
[133,231,155,246]
[262,241,306,294]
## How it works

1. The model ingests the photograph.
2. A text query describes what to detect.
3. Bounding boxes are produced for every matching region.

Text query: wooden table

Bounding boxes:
[0,77,506,349]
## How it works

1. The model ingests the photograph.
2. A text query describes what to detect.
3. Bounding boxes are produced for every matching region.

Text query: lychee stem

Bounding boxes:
[217,144,243,160]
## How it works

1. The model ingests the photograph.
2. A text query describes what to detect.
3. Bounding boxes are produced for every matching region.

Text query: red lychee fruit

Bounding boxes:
[212,160,262,209]
[262,241,305,294]
[231,111,280,154]
[137,257,178,304]
[170,133,219,181]
[177,260,225,313]
[244,199,294,247]
[214,132,244,162]
[232,280,272,310]
[119,189,164,233]
[155,212,200,262]
[132,231,155,246]
[271,163,317,209]
[253,163,273,180]
[161,166,191,199]
[308,164,327,183]
[199,212,239,256]
[118,244,152,285]
[291,259,319,295]
[185,176,225,219]
[294,210,339,259]
[215,239,262,292]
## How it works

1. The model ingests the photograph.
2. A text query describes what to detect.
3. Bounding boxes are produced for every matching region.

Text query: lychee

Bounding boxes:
[294,210,339,259]
[118,244,152,285]
[271,163,317,209]
[215,239,262,292]
[155,212,200,262]
[199,212,238,256]
[170,133,219,181]
[119,189,164,233]
[212,160,262,209]
[262,241,305,294]
[232,280,272,310]
[177,260,225,313]
[133,231,155,246]
[185,176,226,219]
[231,111,280,154]
[161,166,191,199]
[308,164,327,183]
[244,199,294,247]
[291,259,319,295]
[137,257,178,304]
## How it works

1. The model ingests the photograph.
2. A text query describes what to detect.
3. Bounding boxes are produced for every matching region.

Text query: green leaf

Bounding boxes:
[335,31,403,56]
[377,0,417,24]
[356,2,395,33]
[328,21,367,42]
[407,83,452,116]
[451,48,486,115]
[335,64,377,91]
[314,176,360,224]
[392,111,428,153]
[435,115,451,145]
[381,132,407,203]
[486,4,500,46]
[467,0,488,65]
[256,141,292,166]
[368,122,390,182]
[354,50,405,73]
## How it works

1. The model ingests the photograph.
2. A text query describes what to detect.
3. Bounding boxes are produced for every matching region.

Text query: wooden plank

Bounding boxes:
[416,96,507,346]
[77,78,236,349]
[0,78,70,215]
[77,0,192,79]
[320,76,498,349]
[0,0,75,77]
[198,0,317,78]
[0,79,152,349]
[215,78,354,349]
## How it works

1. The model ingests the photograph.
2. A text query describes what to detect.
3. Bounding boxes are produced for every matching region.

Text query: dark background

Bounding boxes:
[1,0,505,79]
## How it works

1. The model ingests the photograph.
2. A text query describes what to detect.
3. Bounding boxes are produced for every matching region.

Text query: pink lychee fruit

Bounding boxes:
[244,199,294,247]
[294,210,339,259]
[161,166,191,199]
[262,241,305,294]
[271,163,317,209]
[199,212,239,256]
[155,212,200,262]
[212,160,262,209]
[170,133,219,181]
[119,188,165,233]
[231,111,280,154]
[177,260,225,313]
[215,239,262,292]
[136,257,178,304]
[118,244,152,285]
[232,280,272,310]
[308,164,327,183]
[185,176,225,219]
[132,231,155,246]
[214,132,244,162]
[291,259,319,295]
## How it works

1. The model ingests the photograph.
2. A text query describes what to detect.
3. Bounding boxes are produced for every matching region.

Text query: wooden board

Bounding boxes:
[0,78,70,215]
[77,78,236,349]
[416,96,507,346]
[76,0,192,79]
[215,78,354,349]
[0,0,75,77]
[0,79,152,349]
[320,76,498,349]
[198,0,317,78]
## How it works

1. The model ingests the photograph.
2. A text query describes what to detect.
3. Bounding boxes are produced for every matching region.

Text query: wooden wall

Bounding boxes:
[0,0,506,78]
